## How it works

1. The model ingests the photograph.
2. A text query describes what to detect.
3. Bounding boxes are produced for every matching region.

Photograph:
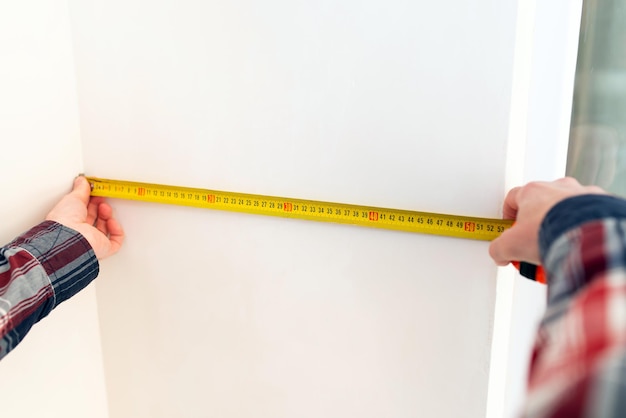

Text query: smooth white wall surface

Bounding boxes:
[503,1,582,417]
[0,2,108,418]
[486,1,538,415]
[69,2,520,417]
[0,2,582,417]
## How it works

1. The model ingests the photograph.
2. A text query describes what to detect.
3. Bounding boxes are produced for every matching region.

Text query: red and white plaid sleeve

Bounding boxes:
[523,194,626,418]
[0,221,99,359]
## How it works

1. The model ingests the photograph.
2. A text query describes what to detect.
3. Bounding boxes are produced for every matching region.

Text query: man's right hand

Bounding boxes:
[489,177,605,267]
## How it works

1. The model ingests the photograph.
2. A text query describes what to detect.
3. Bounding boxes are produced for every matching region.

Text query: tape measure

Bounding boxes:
[86,177,512,241]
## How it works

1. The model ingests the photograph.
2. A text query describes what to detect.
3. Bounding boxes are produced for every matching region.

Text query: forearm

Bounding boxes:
[0,221,99,359]
[540,194,626,301]
[524,195,626,417]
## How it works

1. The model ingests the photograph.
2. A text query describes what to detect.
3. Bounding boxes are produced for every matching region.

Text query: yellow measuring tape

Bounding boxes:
[87,177,512,241]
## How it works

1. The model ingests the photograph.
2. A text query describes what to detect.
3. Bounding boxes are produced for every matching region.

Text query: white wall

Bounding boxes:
[0,1,582,417]
[69,1,520,417]
[0,2,108,417]
[503,1,583,416]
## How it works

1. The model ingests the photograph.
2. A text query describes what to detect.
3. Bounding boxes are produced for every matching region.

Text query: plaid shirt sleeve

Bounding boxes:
[0,220,99,360]
[523,194,626,418]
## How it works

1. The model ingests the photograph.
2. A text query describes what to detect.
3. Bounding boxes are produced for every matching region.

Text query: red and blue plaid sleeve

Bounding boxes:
[523,195,626,417]
[0,221,99,359]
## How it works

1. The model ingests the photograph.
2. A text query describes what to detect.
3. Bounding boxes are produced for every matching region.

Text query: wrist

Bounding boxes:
[539,194,626,262]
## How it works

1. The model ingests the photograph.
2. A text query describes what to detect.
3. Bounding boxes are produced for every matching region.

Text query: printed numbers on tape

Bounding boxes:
[87,177,512,241]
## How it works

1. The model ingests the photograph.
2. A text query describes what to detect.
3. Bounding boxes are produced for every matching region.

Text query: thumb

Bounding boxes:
[489,224,540,266]
[70,176,92,205]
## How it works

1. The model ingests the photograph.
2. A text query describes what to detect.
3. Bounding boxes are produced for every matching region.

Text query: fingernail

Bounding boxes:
[74,176,85,188]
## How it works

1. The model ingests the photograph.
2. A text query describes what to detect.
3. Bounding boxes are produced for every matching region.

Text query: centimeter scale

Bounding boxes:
[87,177,513,242]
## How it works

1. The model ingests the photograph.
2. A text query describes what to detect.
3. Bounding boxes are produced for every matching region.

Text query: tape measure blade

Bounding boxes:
[86,177,512,241]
